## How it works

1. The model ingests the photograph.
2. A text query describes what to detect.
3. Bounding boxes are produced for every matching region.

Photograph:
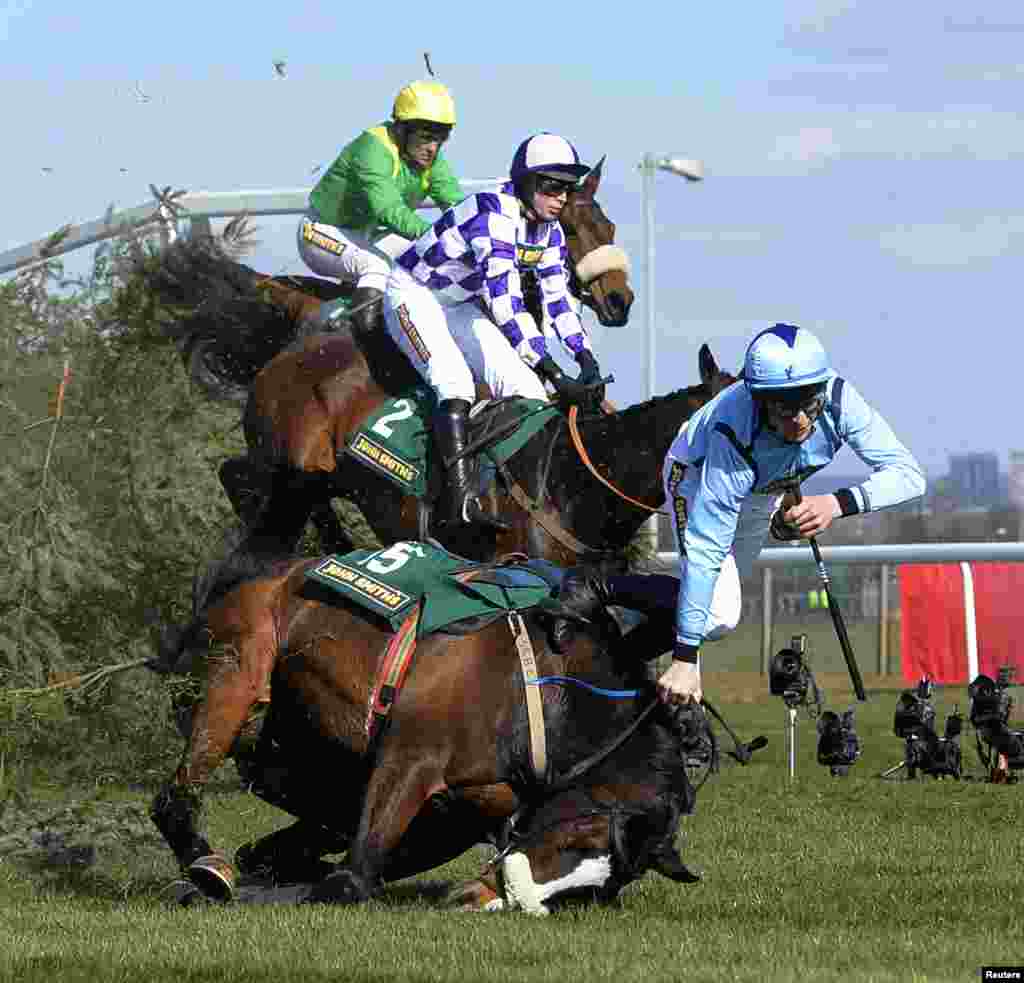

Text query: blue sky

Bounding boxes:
[3,0,1022,478]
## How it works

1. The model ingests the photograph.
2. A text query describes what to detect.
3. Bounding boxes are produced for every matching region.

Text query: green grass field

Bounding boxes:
[2,672,1022,983]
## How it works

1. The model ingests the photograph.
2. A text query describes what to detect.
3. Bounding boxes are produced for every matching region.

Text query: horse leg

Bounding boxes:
[151,633,277,901]
[240,469,318,556]
[219,455,271,527]
[235,820,347,885]
[306,756,444,905]
[309,500,356,555]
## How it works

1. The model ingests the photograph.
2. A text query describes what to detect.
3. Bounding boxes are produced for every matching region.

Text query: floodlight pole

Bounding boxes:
[638,153,703,555]
[637,153,705,402]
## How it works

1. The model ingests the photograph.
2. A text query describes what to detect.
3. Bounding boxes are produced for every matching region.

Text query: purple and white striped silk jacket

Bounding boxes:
[394,181,591,367]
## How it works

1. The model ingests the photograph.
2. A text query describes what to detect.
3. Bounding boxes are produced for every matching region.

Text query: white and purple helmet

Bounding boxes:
[510,133,590,188]
[744,324,830,393]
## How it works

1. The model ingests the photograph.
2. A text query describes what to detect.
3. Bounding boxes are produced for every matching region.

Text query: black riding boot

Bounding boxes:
[349,286,384,344]
[432,399,508,531]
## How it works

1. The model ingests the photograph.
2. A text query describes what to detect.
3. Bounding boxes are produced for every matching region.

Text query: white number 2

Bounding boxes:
[359,542,424,575]
[371,399,414,439]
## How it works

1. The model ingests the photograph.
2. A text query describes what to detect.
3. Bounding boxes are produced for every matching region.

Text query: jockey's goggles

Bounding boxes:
[408,122,452,143]
[754,383,827,421]
[534,175,577,198]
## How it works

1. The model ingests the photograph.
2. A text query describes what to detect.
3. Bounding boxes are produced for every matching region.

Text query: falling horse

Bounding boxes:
[151,542,706,912]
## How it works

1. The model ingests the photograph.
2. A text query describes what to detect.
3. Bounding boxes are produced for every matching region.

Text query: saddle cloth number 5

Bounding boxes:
[356,542,425,575]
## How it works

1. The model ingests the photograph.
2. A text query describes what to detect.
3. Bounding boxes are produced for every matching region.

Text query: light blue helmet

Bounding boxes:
[744,324,830,392]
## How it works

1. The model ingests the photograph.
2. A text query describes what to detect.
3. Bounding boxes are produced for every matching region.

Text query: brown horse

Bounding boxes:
[132,159,632,407]
[151,546,704,911]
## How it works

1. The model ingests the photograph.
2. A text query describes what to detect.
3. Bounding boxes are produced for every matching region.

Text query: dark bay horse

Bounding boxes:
[223,342,734,563]
[151,546,703,911]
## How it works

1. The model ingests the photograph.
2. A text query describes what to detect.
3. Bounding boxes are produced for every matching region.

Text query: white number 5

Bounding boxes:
[360,542,424,575]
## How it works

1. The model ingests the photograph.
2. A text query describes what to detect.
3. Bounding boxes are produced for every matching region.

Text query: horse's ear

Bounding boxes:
[582,155,605,197]
[698,343,719,385]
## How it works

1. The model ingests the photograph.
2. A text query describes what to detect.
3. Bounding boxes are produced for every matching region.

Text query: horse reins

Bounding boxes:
[567,406,666,515]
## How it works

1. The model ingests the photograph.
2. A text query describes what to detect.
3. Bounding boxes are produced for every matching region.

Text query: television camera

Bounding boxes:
[882,677,962,779]
[769,634,821,711]
[768,635,827,779]
[968,666,1024,780]
[816,709,862,777]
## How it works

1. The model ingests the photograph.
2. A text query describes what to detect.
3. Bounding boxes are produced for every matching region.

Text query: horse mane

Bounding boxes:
[190,526,303,616]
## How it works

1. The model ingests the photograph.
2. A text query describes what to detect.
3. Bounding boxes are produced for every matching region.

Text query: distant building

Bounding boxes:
[948,452,1001,508]
[1010,450,1024,510]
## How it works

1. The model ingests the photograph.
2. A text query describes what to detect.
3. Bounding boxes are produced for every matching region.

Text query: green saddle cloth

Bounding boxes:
[344,387,559,497]
[305,541,555,635]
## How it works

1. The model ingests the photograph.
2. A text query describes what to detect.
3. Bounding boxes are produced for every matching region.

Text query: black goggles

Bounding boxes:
[754,384,827,420]
[408,124,452,143]
[534,175,577,197]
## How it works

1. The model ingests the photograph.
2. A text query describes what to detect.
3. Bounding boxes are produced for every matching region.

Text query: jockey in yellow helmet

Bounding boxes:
[297,80,464,340]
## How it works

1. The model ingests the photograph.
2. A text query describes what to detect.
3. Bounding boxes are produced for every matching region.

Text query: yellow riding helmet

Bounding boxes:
[392,80,457,126]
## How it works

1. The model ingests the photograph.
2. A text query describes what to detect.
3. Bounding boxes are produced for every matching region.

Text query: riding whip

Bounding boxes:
[790,484,867,702]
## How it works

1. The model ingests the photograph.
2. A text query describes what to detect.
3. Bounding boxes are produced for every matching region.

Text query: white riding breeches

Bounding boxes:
[296,210,411,292]
[383,269,549,404]
[662,455,779,642]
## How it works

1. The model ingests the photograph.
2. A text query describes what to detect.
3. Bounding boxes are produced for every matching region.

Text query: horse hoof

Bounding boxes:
[304,869,369,905]
[187,853,236,902]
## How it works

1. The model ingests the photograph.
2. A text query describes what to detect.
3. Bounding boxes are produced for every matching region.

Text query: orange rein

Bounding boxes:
[566,405,667,515]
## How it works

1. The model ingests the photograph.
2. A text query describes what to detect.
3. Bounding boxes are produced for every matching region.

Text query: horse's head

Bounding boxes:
[495,697,704,915]
[560,157,634,328]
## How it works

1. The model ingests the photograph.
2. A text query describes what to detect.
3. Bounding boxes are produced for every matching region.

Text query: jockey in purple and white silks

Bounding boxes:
[566,324,926,706]
[383,132,606,532]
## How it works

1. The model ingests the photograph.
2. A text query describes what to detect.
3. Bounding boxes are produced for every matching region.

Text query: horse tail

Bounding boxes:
[124,236,308,405]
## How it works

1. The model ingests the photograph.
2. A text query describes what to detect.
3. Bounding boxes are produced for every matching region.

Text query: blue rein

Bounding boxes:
[530,675,639,699]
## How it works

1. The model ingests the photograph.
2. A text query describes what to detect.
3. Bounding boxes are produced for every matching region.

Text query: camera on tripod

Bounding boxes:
[888,677,962,779]
[769,635,818,709]
[968,666,1024,775]
[816,709,861,777]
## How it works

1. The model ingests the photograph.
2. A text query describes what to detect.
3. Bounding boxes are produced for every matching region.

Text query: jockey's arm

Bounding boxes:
[674,437,752,655]
[426,154,465,210]
[354,140,433,241]
[828,378,926,515]
[536,235,594,368]
[658,439,751,704]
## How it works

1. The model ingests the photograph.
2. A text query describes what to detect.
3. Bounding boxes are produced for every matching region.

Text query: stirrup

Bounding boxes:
[464,497,512,533]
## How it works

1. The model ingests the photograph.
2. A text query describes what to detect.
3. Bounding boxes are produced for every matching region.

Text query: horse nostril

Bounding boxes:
[607,292,626,317]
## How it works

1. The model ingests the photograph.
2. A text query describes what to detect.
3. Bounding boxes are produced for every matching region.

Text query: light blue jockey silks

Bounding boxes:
[744,323,831,390]
[666,374,926,648]
[394,182,590,366]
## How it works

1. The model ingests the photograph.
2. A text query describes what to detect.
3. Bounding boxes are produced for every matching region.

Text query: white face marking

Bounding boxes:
[501,851,613,915]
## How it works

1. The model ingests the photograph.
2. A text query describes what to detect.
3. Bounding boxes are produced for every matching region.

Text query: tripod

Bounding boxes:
[783,691,802,781]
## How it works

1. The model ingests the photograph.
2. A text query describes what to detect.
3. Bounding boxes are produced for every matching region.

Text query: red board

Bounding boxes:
[971,563,1024,681]
[899,565,966,683]
[900,563,1024,684]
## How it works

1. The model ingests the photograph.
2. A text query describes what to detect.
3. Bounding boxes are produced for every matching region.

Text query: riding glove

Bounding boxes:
[535,355,593,410]
[575,350,605,406]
